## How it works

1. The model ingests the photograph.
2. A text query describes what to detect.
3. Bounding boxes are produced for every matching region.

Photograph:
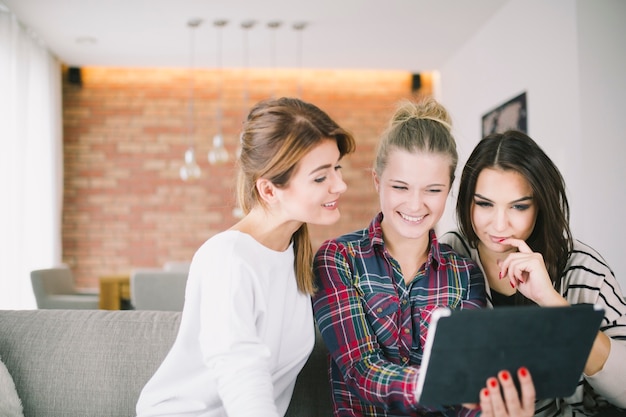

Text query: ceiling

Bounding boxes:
[2,0,508,72]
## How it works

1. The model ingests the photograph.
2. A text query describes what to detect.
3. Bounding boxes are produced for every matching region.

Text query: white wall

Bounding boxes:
[437,0,626,291]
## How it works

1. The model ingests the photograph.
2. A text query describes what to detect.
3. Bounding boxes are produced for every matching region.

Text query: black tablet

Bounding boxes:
[415,304,604,406]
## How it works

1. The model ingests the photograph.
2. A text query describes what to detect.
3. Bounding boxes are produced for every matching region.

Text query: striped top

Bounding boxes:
[441,231,626,416]
[312,213,486,416]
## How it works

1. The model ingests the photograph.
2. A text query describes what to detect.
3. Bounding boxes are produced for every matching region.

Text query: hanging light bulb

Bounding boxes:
[180,147,201,180]
[208,19,230,165]
[180,18,203,181]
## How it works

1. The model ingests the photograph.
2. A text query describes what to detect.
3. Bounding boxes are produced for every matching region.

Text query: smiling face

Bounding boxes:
[277,138,348,226]
[374,148,451,245]
[471,168,538,255]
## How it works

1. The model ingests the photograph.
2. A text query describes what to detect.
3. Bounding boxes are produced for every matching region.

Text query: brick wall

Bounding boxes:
[62,66,429,288]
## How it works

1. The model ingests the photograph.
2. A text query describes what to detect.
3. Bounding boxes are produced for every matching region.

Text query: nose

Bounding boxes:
[493,208,508,232]
[406,189,422,211]
[330,170,348,194]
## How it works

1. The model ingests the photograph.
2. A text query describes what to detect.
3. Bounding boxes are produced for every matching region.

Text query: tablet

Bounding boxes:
[415,304,604,406]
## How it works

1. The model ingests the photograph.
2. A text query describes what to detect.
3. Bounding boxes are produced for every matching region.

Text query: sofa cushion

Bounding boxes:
[0,355,24,417]
[0,309,180,417]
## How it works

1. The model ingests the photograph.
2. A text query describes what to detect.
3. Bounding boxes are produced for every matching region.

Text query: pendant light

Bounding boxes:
[179,18,202,181]
[208,19,230,165]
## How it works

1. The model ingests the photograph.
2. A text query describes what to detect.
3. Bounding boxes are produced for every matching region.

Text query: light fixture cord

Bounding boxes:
[267,22,281,98]
[296,25,303,98]
[188,23,196,149]
[216,22,224,137]
[242,25,250,119]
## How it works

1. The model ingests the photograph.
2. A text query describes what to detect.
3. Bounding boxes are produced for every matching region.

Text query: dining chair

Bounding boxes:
[130,268,188,311]
[30,267,100,309]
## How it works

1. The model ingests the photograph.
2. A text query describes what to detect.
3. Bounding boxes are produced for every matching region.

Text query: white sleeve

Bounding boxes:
[195,247,279,417]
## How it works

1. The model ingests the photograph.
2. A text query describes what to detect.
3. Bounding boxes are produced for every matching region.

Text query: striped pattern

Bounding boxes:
[441,231,626,416]
[312,214,486,416]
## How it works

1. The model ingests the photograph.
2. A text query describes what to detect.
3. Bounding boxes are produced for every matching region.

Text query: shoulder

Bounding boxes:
[568,240,613,270]
[564,240,615,280]
[193,231,280,268]
[316,227,370,256]
[196,230,249,254]
[562,240,625,310]
[439,230,473,259]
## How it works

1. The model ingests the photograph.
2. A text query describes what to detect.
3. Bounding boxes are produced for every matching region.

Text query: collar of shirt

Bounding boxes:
[367,212,444,272]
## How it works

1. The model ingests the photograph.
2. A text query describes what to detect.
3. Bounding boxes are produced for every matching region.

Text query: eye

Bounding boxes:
[314,176,327,184]
[474,200,493,208]
[334,164,343,171]
[426,188,443,193]
[512,204,531,211]
[392,185,408,190]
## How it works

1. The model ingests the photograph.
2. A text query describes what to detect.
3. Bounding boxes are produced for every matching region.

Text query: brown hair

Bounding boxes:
[237,97,355,295]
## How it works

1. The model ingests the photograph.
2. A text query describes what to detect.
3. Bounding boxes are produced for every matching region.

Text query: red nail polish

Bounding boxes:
[490,379,498,388]
[501,371,510,381]
[498,238,506,243]
[498,271,502,280]
[520,367,528,377]
[483,388,489,397]
[510,281,515,288]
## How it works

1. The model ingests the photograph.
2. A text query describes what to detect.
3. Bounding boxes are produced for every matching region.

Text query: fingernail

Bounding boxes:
[501,371,510,381]
[490,379,498,388]
[510,281,515,288]
[498,238,506,243]
[498,271,502,280]
[519,367,528,377]
[483,388,490,397]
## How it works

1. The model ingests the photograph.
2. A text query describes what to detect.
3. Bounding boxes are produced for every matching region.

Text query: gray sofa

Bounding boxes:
[0,309,333,417]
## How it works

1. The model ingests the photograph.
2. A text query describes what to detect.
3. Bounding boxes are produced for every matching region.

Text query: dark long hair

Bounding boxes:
[456,130,573,305]
[237,97,355,295]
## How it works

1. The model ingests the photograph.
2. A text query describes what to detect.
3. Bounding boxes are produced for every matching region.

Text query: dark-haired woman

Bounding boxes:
[442,130,626,416]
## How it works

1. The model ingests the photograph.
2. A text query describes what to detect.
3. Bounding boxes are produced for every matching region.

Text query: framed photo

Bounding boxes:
[482,92,527,137]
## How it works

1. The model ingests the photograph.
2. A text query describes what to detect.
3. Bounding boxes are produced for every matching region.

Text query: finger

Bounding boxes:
[479,387,494,417]
[498,370,522,415]
[518,367,536,411]
[486,377,508,416]
[500,237,532,253]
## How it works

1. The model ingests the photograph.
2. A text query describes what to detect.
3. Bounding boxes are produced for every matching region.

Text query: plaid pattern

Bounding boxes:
[312,213,486,416]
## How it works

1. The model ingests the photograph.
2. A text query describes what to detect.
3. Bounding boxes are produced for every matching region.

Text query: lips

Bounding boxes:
[322,200,338,208]
[399,212,425,222]
[489,235,509,243]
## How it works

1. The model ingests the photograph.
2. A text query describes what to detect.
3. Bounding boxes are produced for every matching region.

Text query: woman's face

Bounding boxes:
[374,148,451,244]
[471,168,538,254]
[277,138,348,226]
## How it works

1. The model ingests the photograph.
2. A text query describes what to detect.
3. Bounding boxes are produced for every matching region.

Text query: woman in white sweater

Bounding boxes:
[136,97,355,417]
[441,130,626,417]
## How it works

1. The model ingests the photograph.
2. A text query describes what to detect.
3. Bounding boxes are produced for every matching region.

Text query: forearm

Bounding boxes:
[584,330,611,376]
[584,336,626,408]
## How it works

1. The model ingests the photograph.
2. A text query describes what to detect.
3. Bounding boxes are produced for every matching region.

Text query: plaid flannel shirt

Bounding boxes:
[312,213,486,416]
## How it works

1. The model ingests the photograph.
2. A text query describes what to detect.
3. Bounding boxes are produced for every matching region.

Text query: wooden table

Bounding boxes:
[99,274,131,310]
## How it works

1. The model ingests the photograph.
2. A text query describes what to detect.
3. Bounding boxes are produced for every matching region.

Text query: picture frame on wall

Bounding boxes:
[482,92,527,138]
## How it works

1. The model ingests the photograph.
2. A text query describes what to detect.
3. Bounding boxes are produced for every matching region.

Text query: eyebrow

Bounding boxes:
[474,193,533,204]
[309,163,333,176]
[390,179,447,187]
